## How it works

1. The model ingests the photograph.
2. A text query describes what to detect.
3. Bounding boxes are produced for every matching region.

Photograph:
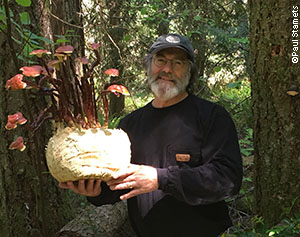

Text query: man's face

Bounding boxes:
[148,48,191,101]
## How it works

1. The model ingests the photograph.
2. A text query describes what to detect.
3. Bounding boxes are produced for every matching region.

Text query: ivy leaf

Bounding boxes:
[56,38,70,44]
[141,7,147,15]
[241,148,250,157]
[12,36,22,44]
[19,12,30,25]
[23,43,33,57]
[36,36,52,44]
[23,29,53,44]
[0,13,6,23]
[182,10,189,18]
[16,0,32,7]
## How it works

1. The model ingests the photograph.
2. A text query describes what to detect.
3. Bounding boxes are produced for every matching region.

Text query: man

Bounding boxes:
[59,33,243,237]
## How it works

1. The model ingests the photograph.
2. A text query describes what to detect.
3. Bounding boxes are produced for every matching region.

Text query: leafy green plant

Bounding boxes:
[267,217,300,236]
[97,114,126,129]
[232,216,300,236]
[210,79,252,139]
[239,128,254,157]
[16,0,32,7]
[1,0,53,62]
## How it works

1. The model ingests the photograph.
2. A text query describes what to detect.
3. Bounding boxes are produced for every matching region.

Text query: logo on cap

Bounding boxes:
[166,35,180,44]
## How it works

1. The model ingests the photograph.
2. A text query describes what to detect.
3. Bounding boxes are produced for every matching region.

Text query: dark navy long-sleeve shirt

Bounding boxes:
[88,94,243,237]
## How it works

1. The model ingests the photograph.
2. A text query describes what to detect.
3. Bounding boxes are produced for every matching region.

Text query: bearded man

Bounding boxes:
[60,33,243,237]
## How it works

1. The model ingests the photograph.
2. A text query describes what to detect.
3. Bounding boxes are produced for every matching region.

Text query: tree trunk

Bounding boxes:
[107,0,125,117]
[51,0,85,56]
[0,0,76,236]
[249,0,300,226]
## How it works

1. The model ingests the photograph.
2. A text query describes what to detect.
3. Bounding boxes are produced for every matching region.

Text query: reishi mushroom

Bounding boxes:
[5,122,17,130]
[30,49,51,58]
[5,74,27,90]
[9,136,26,151]
[5,112,27,130]
[8,112,27,124]
[20,65,44,77]
[47,60,60,70]
[105,68,119,77]
[106,84,130,96]
[54,53,66,62]
[55,45,74,54]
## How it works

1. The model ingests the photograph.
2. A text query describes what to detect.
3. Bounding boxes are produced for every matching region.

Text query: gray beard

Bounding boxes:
[148,71,190,101]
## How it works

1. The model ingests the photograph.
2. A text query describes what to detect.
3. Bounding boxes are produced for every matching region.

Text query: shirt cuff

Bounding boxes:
[156,168,168,190]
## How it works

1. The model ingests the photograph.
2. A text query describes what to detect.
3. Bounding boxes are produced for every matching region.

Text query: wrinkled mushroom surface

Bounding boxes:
[46,127,131,182]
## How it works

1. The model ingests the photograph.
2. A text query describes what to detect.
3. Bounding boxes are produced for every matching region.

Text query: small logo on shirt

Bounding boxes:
[176,153,190,162]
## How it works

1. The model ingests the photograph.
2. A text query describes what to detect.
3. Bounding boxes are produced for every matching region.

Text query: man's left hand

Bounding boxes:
[107,164,159,200]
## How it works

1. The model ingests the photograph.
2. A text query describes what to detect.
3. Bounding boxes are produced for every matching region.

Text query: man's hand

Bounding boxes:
[59,179,102,197]
[107,164,159,200]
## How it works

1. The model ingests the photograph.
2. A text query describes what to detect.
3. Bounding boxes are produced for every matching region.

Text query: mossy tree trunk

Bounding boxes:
[249,0,300,226]
[107,0,126,117]
[51,0,85,56]
[0,0,78,236]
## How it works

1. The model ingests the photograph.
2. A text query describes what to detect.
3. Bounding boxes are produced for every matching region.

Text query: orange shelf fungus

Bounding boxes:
[20,65,44,77]
[106,84,130,96]
[55,45,74,54]
[30,49,51,58]
[9,136,26,151]
[5,112,27,130]
[105,68,119,77]
[5,74,27,90]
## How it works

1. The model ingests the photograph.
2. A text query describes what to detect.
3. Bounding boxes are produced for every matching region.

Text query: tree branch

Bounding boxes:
[49,11,84,29]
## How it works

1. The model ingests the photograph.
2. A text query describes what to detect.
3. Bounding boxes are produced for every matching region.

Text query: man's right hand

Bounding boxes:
[59,179,102,197]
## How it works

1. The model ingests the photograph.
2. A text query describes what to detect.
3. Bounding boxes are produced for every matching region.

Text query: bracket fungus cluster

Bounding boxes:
[5,112,27,131]
[6,44,131,182]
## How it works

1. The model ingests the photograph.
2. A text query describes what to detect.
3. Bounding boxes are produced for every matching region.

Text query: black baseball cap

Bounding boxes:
[149,33,194,62]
